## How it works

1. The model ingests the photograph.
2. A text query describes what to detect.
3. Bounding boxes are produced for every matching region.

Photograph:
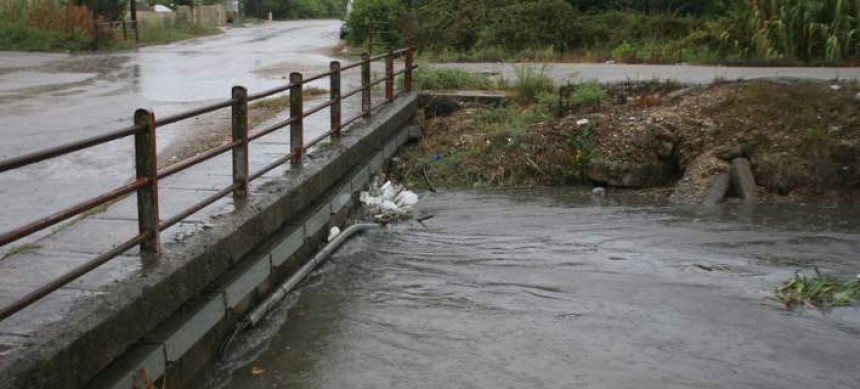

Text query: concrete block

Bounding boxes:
[144,294,225,362]
[330,185,353,215]
[702,173,731,205]
[395,128,409,147]
[407,125,422,140]
[223,254,271,309]
[383,139,398,159]
[731,158,758,202]
[369,150,384,173]
[270,227,305,267]
[351,166,370,192]
[86,344,166,389]
[305,206,330,238]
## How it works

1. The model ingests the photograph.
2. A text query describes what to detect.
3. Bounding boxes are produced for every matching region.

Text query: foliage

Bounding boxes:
[774,269,860,310]
[249,0,344,20]
[0,2,94,51]
[413,67,495,90]
[571,81,606,107]
[511,65,555,105]
[347,0,405,46]
[136,22,220,46]
[476,0,577,52]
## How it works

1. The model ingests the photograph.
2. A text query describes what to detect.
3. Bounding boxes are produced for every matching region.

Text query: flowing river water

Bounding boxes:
[201,188,860,388]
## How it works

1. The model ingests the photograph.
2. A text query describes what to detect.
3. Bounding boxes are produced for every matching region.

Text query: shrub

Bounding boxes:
[571,81,606,107]
[511,65,554,105]
[476,0,577,52]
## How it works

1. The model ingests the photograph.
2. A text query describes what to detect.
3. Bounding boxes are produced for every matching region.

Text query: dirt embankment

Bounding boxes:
[393,80,860,205]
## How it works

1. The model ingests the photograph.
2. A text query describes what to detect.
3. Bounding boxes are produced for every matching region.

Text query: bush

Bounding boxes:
[347,0,404,47]
[511,65,555,105]
[476,0,577,52]
[571,81,606,107]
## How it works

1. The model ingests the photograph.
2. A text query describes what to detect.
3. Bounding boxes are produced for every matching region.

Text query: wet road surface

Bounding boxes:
[204,188,860,388]
[0,20,350,250]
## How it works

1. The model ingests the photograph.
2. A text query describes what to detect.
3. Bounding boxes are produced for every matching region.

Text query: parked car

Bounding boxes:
[339,22,349,40]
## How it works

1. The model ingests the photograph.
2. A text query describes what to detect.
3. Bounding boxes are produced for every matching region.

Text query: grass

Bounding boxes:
[0,21,90,51]
[135,23,221,46]
[413,67,496,90]
[1,243,42,259]
[510,65,554,104]
[774,269,860,310]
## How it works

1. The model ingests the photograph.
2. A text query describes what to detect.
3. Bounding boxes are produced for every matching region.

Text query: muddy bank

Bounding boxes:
[392,80,860,206]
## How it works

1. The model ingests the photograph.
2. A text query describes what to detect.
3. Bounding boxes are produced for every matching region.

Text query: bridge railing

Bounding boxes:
[0,47,416,321]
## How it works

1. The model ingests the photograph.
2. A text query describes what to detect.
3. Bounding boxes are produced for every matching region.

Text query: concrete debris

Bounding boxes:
[327,226,341,242]
[730,157,758,202]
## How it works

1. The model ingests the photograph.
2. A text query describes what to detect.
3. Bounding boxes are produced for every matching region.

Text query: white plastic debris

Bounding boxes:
[361,176,421,223]
[592,187,606,197]
[327,226,341,242]
[830,84,842,91]
[576,118,590,126]
[394,190,419,207]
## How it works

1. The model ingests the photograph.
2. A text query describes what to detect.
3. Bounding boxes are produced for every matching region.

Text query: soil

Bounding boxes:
[396,80,860,205]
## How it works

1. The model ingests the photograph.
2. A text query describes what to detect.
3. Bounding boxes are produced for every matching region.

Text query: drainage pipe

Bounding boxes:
[245,223,379,326]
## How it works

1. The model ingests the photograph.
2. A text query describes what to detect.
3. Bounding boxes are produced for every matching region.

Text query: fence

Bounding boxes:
[0,47,416,321]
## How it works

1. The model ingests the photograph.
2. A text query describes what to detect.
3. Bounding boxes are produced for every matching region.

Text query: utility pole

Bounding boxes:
[129,0,139,43]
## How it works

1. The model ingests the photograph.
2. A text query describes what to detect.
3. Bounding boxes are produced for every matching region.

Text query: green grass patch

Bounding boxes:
[0,21,90,51]
[774,269,860,310]
[413,67,495,91]
[510,65,554,105]
[136,23,220,46]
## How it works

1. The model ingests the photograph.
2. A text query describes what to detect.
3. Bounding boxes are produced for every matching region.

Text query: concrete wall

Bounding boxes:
[0,94,418,389]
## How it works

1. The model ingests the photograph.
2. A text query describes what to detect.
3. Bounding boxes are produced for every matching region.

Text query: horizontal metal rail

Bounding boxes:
[0,126,140,173]
[0,179,147,246]
[0,46,416,321]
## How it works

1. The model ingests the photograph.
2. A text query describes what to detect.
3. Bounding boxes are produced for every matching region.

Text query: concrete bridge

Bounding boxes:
[0,50,420,389]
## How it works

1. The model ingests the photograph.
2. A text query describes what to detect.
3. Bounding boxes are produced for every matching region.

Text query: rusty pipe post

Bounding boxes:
[361,53,371,119]
[385,49,394,101]
[231,86,249,199]
[330,61,342,137]
[404,46,414,92]
[134,109,160,253]
[290,72,304,165]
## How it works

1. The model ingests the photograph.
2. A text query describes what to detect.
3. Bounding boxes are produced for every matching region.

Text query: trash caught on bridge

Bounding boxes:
[360,176,420,224]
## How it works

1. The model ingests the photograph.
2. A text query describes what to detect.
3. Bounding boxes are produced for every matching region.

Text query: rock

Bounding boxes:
[656,140,675,159]
[670,153,731,204]
[588,159,678,188]
[854,92,860,101]
[701,173,731,205]
[592,187,606,197]
[714,145,744,161]
[730,158,758,202]
[425,96,460,118]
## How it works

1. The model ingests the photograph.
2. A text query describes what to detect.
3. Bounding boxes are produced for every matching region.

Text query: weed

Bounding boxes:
[2,243,42,259]
[774,269,860,310]
[512,65,554,105]
[571,81,606,108]
[413,67,495,90]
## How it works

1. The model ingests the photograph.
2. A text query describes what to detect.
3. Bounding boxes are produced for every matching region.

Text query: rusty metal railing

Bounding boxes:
[0,47,416,321]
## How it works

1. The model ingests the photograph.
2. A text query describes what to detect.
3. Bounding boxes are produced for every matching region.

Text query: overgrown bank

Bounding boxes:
[389,69,860,206]
[349,0,860,65]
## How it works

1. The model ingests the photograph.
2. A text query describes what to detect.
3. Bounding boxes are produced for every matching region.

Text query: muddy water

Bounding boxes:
[204,188,860,388]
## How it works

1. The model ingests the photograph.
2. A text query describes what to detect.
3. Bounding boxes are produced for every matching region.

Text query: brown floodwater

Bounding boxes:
[201,187,860,388]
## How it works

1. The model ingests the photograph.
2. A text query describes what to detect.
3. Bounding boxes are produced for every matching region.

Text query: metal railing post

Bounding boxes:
[134,109,160,253]
[330,61,342,137]
[290,72,304,165]
[361,53,371,119]
[405,47,414,92]
[385,49,394,101]
[231,86,249,199]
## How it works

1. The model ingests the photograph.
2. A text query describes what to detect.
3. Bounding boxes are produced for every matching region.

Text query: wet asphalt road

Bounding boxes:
[0,20,348,246]
[205,188,860,388]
